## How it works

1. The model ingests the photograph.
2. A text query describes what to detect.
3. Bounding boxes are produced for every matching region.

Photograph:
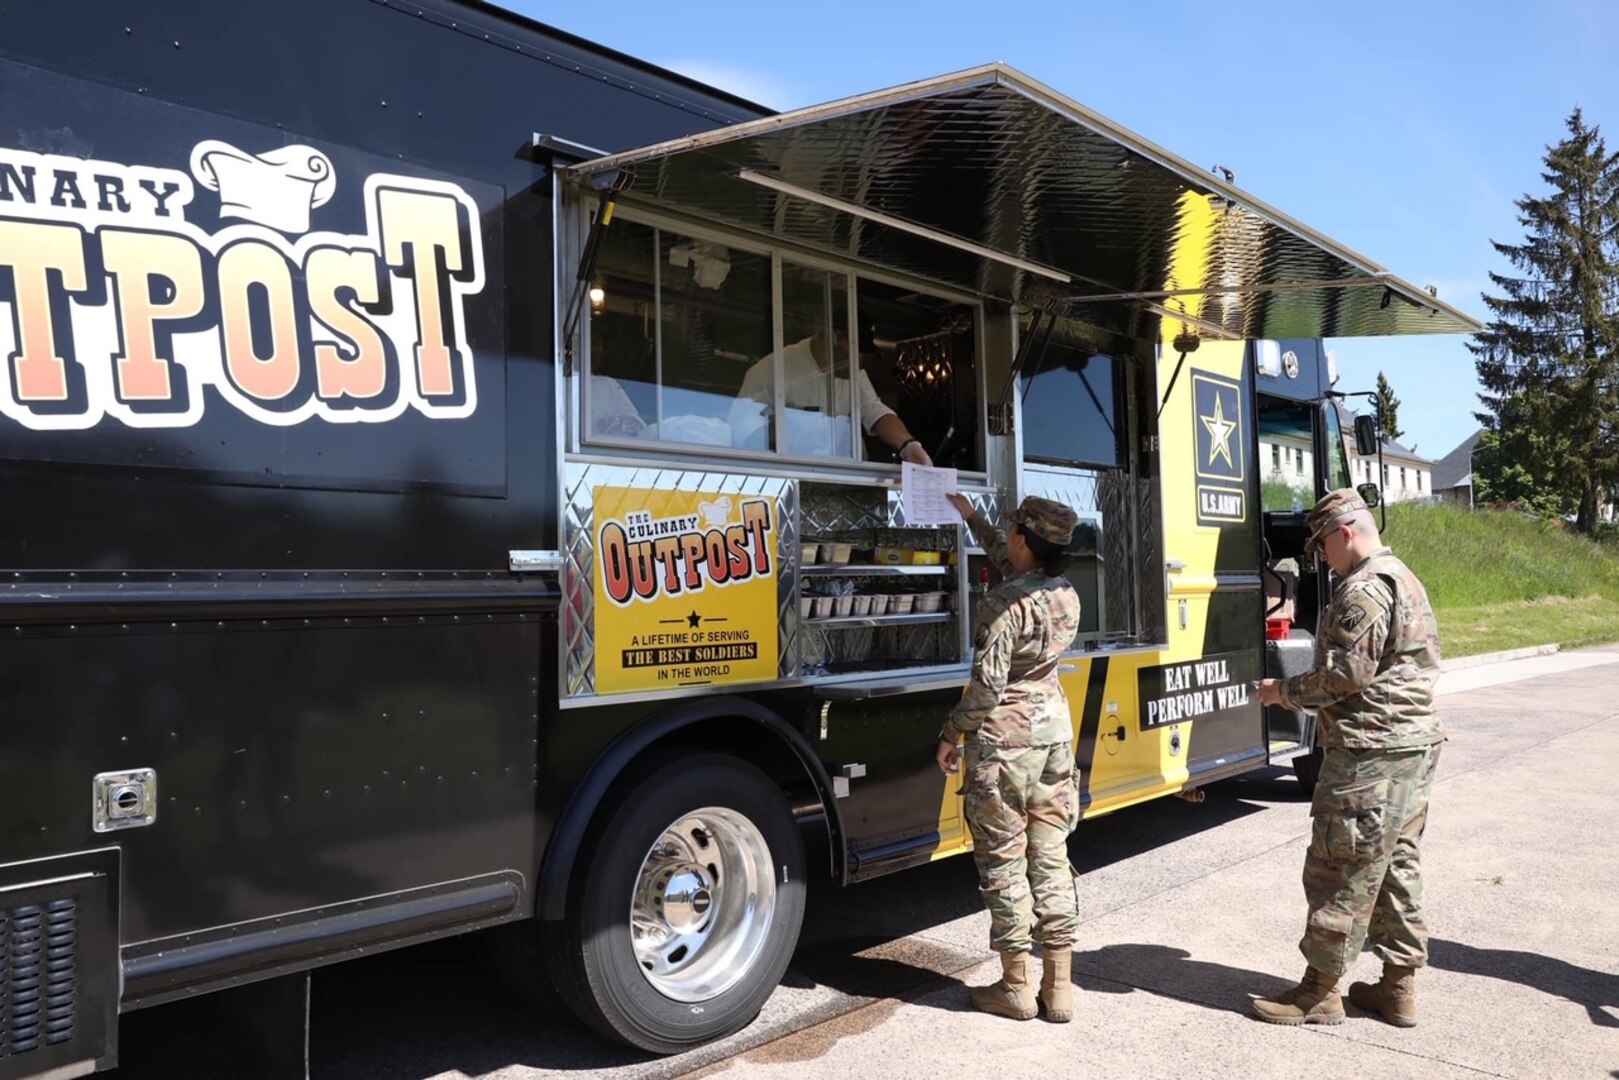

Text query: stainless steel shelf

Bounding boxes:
[800,564,949,577]
[802,612,953,629]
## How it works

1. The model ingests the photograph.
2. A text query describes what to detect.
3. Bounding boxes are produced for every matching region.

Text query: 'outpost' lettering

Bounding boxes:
[0,146,486,431]
[599,499,773,605]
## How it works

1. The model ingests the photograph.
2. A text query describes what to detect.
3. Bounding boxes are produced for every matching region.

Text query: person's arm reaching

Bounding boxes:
[946,492,1013,579]
[856,369,931,465]
[1261,580,1391,710]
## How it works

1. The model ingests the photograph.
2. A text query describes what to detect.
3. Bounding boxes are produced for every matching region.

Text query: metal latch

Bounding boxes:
[94,768,156,832]
[986,401,1015,436]
[832,762,866,800]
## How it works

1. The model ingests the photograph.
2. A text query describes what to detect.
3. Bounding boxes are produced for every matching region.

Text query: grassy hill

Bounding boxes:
[1379,501,1619,657]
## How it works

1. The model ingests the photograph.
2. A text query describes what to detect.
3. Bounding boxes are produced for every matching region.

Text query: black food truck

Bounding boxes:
[0,1,1479,1075]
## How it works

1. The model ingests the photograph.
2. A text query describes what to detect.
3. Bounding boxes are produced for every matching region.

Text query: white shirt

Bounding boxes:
[727,337,895,445]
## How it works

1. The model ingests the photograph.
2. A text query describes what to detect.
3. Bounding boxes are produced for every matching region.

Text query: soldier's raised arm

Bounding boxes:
[944,492,1014,578]
[1278,579,1393,711]
[966,510,1014,578]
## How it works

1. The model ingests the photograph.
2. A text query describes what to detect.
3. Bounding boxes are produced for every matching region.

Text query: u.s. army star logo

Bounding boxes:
[1192,370,1245,526]
[1200,396,1237,469]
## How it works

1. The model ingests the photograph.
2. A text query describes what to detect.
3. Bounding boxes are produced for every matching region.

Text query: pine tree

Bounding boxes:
[1374,371,1404,441]
[1468,108,1619,533]
[1471,393,1579,517]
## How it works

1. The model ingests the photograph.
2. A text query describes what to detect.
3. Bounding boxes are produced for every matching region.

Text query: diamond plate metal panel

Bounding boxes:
[562,463,795,697]
[800,484,887,536]
[1135,478,1166,644]
[889,488,1002,529]
[1023,466,1101,517]
[570,67,1480,341]
[1022,464,1164,645]
[1098,469,1137,635]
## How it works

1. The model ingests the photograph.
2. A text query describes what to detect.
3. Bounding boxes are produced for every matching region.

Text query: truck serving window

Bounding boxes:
[587,219,772,449]
[857,277,979,471]
[583,212,982,469]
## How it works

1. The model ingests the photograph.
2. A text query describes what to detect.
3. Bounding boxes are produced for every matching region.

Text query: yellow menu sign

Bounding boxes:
[593,485,780,693]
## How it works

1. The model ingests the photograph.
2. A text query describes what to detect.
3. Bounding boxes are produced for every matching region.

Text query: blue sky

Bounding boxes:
[506,0,1618,461]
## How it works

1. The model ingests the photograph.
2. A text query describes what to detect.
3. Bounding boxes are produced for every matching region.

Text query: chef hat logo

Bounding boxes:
[189,141,336,234]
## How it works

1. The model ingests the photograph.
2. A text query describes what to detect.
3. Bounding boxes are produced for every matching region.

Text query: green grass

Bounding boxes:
[1381,501,1619,656]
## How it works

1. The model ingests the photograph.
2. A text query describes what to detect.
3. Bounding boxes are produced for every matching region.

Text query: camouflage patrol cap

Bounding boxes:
[1304,488,1369,554]
[1013,495,1078,546]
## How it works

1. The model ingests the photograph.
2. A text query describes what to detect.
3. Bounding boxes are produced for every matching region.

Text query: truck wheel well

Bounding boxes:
[535,702,842,923]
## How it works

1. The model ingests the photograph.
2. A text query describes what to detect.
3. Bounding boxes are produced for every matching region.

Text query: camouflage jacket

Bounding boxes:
[1279,548,1445,749]
[939,511,1081,748]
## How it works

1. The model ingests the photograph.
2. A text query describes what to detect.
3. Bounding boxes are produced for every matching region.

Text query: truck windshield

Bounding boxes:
[1256,397,1317,512]
[1322,402,1353,491]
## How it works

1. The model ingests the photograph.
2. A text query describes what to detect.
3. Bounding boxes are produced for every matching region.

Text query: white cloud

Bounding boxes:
[655,59,804,110]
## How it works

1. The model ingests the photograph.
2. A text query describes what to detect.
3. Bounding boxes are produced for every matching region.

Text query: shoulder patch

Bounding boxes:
[1329,587,1386,645]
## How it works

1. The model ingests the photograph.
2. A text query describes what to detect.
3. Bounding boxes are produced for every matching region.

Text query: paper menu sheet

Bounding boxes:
[901,463,960,526]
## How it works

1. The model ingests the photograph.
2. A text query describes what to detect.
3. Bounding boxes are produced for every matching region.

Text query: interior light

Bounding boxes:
[588,283,606,313]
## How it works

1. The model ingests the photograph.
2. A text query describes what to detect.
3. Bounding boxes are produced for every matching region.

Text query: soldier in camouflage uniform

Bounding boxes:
[1255,489,1445,1028]
[937,494,1083,1023]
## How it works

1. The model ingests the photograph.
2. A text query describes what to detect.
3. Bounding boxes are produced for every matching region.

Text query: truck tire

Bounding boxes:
[551,751,806,1054]
[1291,746,1324,796]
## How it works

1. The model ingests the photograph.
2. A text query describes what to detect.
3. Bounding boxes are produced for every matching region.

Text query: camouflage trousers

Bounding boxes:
[963,739,1080,954]
[1300,742,1442,977]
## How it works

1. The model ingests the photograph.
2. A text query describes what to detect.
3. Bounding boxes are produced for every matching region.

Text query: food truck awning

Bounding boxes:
[564,65,1481,341]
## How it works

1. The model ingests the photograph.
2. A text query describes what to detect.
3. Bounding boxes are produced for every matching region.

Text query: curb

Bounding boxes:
[1441,642,1560,672]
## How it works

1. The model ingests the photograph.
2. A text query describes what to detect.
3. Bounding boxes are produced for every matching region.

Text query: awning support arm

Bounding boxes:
[993,308,1052,434]
[561,171,630,378]
[1156,331,1201,421]
[1077,367,1115,436]
[1018,318,1056,408]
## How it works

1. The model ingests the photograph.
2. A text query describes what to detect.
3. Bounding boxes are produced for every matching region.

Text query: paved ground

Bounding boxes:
[116,646,1619,1079]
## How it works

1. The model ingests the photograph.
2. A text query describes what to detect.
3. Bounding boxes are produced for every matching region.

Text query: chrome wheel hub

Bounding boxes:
[629,807,775,1003]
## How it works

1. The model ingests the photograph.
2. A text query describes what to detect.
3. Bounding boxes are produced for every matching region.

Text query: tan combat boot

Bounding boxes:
[1038,947,1073,1023]
[1251,966,1345,1025]
[970,951,1038,1020]
[1348,964,1418,1027]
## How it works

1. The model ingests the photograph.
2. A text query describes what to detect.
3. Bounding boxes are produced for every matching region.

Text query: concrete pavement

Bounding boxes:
[696,645,1619,1080]
[1435,644,1619,696]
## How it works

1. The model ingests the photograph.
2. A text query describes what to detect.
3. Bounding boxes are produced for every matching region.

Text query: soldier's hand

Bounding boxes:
[935,738,960,774]
[1257,678,1282,706]
[944,493,973,520]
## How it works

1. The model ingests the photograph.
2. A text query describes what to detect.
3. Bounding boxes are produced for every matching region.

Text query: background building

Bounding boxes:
[1257,402,1433,505]
[1432,429,1482,506]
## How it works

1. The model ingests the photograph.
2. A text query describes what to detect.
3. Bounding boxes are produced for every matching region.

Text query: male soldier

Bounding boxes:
[1254,489,1445,1027]
[938,493,1083,1022]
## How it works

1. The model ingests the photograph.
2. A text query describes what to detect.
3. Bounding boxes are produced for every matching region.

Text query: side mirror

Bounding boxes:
[1353,414,1379,457]
[1357,483,1381,509]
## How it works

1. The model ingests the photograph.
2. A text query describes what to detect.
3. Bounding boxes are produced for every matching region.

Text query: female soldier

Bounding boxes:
[937,493,1082,1023]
